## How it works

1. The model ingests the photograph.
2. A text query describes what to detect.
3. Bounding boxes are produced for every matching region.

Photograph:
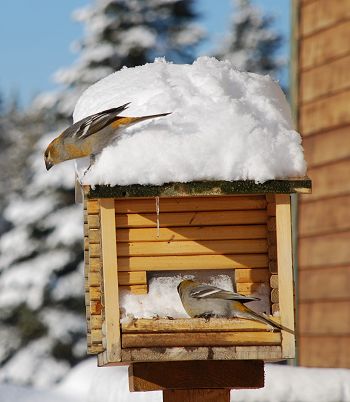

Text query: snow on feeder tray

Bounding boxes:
[82,178,311,366]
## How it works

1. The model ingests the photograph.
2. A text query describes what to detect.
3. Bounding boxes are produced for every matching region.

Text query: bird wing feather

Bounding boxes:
[75,103,131,140]
[189,284,259,302]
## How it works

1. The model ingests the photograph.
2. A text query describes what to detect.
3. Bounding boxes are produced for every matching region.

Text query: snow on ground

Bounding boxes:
[74,57,306,186]
[2,359,350,402]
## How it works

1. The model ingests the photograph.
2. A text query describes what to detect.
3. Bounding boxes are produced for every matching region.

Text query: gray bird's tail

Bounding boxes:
[113,112,171,129]
[242,308,294,334]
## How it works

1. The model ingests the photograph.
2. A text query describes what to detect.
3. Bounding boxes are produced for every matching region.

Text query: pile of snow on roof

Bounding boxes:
[74,57,306,185]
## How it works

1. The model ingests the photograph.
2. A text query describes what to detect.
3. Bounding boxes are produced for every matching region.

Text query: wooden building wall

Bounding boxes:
[295,0,350,367]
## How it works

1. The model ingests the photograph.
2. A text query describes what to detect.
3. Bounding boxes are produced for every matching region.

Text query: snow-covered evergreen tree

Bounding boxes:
[35,0,203,118]
[215,0,283,77]
[0,0,202,387]
[0,96,44,212]
[0,144,85,387]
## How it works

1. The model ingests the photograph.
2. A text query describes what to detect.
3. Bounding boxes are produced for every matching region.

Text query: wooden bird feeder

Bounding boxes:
[83,178,311,370]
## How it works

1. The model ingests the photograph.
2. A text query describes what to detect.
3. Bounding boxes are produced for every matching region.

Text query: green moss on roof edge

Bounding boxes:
[83,178,311,198]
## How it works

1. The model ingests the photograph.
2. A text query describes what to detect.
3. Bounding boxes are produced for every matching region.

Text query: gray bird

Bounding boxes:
[177,279,286,331]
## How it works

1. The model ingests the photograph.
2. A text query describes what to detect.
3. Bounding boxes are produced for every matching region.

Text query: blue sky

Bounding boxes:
[0,0,290,106]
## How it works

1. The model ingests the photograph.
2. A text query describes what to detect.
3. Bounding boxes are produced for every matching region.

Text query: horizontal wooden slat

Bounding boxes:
[117,254,269,271]
[299,195,350,236]
[236,282,268,295]
[235,269,270,283]
[87,199,99,214]
[89,243,100,257]
[270,275,278,289]
[302,126,350,167]
[91,329,103,344]
[300,89,350,136]
[299,300,350,335]
[299,231,350,268]
[116,210,267,228]
[300,0,350,38]
[299,335,350,367]
[118,271,147,286]
[271,289,279,303]
[120,284,148,294]
[89,315,103,330]
[300,56,350,104]
[121,346,283,362]
[300,20,350,70]
[300,160,350,202]
[90,286,101,301]
[88,214,100,229]
[116,225,268,242]
[89,257,102,271]
[122,332,281,348]
[299,266,350,302]
[88,229,100,243]
[117,239,268,257]
[90,301,103,315]
[88,272,101,287]
[87,344,105,355]
[122,318,273,333]
[115,196,267,213]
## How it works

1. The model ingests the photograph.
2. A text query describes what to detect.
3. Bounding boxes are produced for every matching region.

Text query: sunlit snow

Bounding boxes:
[74,57,306,185]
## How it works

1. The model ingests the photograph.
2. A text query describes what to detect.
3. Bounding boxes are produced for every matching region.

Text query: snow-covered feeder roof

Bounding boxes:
[74,57,307,187]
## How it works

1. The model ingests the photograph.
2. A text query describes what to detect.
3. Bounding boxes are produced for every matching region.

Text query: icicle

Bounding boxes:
[155,196,160,238]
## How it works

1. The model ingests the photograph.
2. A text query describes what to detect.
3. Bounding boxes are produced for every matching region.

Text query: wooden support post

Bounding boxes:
[275,194,295,358]
[163,389,230,402]
[129,361,264,401]
[100,198,121,362]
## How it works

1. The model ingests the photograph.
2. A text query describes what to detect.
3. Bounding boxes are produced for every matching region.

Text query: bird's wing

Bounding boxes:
[189,284,259,303]
[74,103,131,140]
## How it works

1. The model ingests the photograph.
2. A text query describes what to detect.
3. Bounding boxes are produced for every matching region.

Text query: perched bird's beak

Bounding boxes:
[45,160,53,171]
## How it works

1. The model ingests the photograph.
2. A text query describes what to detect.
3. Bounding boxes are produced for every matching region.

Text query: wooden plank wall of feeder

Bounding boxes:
[114,194,281,359]
[295,0,350,368]
[266,194,278,315]
[84,198,104,355]
[114,196,270,292]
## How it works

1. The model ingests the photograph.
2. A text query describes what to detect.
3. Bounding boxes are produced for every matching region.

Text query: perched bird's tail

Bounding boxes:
[110,112,171,129]
[240,305,294,334]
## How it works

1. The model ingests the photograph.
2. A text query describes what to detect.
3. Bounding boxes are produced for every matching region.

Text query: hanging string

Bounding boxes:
[155,196,160,238]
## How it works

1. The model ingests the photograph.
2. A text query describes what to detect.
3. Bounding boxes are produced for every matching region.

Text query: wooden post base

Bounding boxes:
[129,360,264,394]
[163,388,230,402]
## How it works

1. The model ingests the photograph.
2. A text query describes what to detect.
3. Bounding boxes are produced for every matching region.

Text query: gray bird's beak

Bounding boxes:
[45,160,53,171]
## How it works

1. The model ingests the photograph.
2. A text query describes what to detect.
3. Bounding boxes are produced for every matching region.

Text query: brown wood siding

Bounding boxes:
[297,0,350,368]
